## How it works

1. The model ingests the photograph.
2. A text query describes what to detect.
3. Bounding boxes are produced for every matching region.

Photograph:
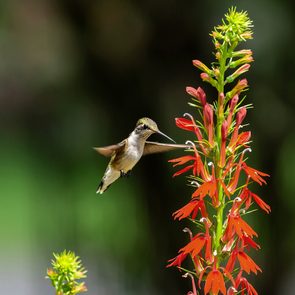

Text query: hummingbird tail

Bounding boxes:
[96,181,104,194]
[96,180,111,194]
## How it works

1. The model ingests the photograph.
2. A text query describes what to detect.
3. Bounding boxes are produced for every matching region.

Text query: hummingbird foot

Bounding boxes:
[120,170,132,178]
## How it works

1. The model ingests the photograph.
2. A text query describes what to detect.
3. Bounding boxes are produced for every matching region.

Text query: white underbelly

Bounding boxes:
[122,149,141,171]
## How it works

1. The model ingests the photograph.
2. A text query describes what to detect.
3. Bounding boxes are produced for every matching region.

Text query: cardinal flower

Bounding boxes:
[173,198,208,220]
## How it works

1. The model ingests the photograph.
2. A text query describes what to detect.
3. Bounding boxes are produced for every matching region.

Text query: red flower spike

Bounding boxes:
[168,12,267,294]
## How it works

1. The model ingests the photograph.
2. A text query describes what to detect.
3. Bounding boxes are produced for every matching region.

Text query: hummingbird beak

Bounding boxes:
[155,130,176,143]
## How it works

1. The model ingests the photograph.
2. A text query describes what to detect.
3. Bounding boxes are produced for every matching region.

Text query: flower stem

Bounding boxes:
[214,43,228,261]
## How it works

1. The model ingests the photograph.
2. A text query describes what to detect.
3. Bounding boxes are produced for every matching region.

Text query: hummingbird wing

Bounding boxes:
[143,141,190,156]
[93,140,126,157]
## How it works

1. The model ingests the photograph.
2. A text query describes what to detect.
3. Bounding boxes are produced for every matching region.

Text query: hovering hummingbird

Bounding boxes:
[94,117,189,194]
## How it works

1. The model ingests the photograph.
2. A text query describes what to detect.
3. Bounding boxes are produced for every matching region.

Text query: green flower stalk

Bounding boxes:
[46,250,87,295]
[167,7,270,295]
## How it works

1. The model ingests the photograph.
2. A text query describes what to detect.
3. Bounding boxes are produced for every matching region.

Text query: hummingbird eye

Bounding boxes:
[143,124,149,130]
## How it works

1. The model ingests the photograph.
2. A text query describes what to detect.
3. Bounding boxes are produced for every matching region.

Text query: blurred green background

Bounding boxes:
[0,0,294,294]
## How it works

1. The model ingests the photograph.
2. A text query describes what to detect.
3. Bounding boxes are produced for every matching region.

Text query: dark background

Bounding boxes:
[1,0,294,294]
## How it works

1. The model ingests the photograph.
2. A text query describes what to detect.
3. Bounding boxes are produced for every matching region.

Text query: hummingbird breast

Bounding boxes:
[111,135,144,172]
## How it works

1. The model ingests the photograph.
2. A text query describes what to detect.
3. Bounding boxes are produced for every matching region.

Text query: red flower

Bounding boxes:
[222,212,258,242]
[169,142,207,179]
[241,162,269,186]
[227,152,270,193]
[237,251,261,275]
[226,249,261,275]
[179,220,212,262]
[240,185,271,214]
[186,86,207,106]
[175,115,204,144]
[236,131,251,147]
[192,162,230,207]
[169,155,195,177]
[173,199,207,220]
[204,268,226,295]
[167,252,188,268]
[235,271,258,295]
[199,259,234,295]
[175,118,196,132]
[180,234,207,258]
[242,234,260,250]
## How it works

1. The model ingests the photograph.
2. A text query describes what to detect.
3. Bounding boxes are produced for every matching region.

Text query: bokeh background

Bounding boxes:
[1,0,294,294]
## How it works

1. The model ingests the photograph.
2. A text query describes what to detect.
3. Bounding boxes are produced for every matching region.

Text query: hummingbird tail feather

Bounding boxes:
[96,181,105,194]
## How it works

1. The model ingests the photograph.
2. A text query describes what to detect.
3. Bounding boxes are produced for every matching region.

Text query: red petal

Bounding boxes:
[180,235,206,257]
[175,118,195,131]
[169,155,195,166]
[236,131,251,146]
[251,192,271,214]
[242,164,269,185]
[237,252,262,275]
[172,164,194,177]
[167,252,188,268]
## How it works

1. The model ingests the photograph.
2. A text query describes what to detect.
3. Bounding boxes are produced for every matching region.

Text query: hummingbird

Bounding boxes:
[94,117,189,194]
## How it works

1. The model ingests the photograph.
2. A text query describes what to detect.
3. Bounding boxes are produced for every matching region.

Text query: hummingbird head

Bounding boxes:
[135,117,175,142]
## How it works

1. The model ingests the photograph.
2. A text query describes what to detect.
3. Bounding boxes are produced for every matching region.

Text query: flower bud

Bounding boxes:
[204,104,213,128]
[230,95,239,112]
[226,64,251,83]
[221,120,228,141]
[200,72,210,82]
[186,86,206,106]
[232,49,253,57]
[193,60,211,74]
[236,107,247,126]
